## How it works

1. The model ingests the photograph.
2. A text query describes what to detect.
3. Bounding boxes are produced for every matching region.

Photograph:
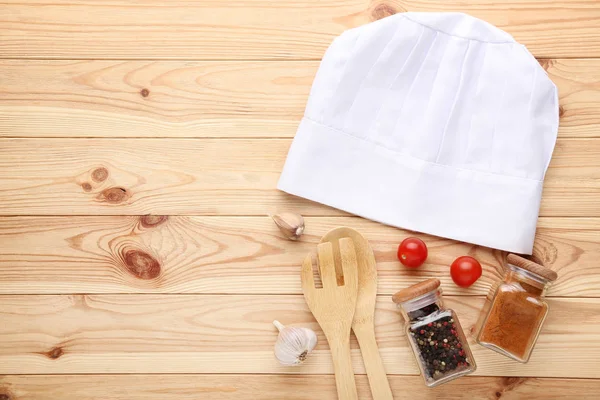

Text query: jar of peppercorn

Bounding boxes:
[392,278,476,387]
[476,254,558,363]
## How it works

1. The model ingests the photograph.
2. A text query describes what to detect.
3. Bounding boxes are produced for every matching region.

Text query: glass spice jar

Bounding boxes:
[392,278,476,387]
[476,254,558,363]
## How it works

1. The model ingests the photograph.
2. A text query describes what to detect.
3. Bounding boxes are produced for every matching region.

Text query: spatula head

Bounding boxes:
[301,238,359,331]
[320,227,377,328]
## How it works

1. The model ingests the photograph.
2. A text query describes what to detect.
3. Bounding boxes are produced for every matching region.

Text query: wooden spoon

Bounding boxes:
[301,238,359,400]
[321,227,393,400]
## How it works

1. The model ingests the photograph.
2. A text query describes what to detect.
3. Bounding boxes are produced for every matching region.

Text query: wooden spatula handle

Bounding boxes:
[354,325,393,400]
[328,335,358,400]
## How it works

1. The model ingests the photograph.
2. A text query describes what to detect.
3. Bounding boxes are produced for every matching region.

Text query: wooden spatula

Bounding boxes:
[321,227,393,400]
[301,238,359,400]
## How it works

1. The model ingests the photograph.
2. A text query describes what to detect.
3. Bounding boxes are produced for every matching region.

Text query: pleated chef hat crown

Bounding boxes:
[278,12,559,254]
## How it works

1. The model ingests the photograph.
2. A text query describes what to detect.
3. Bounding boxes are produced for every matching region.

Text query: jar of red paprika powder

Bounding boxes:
[392,278,476,387]
[476,254,558,363]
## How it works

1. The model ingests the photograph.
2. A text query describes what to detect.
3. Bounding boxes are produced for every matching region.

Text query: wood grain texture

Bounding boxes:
[0,59,598,138]
[0,61,307,138]
[1,0,600,59]
[2,375,599,400]
[0,294,599,377]
[321,228,393,400]
[0,216,596,296]
[545,59,600,138]
[301,240,359,400]
[1,0,598,394]
[0,138,598,216]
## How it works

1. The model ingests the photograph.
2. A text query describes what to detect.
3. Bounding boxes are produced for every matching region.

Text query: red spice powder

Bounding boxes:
[478,281,547,359]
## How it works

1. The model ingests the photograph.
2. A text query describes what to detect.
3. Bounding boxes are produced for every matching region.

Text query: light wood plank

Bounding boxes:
[0,61,306,138]
[545,59,600,138]
[0,59,597,138]
[0,294,597,377]
[0,216,596,297]
[2,374,599,400]
[1,0,600,59]
[0,138,597,217]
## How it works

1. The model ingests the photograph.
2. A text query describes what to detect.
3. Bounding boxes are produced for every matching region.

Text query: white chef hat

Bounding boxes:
[278,12,559,254]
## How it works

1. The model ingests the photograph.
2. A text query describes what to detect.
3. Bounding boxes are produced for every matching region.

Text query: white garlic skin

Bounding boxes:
[273,320,317,366]
[271,212,305,240]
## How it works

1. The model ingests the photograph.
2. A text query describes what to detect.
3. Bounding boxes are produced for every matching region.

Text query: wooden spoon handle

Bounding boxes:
[328,336,358,400]
[354,325,393,400]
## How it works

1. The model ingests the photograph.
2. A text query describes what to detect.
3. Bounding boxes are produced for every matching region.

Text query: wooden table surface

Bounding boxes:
[1,1,600,399]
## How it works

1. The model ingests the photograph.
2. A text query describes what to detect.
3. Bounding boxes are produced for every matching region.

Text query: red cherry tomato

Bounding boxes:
[450,256,482,288]
[397,237,428,268]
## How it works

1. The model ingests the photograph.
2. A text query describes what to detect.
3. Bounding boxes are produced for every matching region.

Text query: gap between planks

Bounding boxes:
[2,375,600,400]
[0,214,597,218]
[1,57,599,60]
[2,373,600,379]
[0,58,325,62]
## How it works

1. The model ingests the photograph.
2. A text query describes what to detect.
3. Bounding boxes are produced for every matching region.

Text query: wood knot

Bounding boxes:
[371,3,398,21]
[497,377,527,396]
[537,58,554,71]
[559,105,565,118]
[140,215,168,228]
[0,394,11,400]
[501,377,527,387]
[123,248,161,280]
[81,182,92,192]
[99,187,129,204]
[92,167,109,182]
[45,346,64,360]
[539,242,558,265]
[140,88,150,97]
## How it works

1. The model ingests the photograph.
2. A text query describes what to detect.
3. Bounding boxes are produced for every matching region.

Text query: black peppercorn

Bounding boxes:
[393,278,476,387]
[409,314,471,379]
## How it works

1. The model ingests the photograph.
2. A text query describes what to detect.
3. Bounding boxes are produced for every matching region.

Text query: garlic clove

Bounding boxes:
[273,320,317,366]
[272,212,305,240]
